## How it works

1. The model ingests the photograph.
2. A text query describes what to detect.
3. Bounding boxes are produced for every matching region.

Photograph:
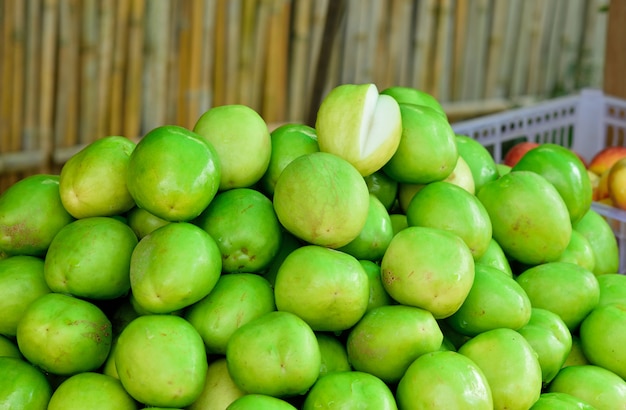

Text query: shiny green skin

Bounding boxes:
[458,328,543,410]
[455,135,500,192]
[337,194,394,262]
[359,259,393,313]
[475,238,513,277]
[195,188,282,273]
[364,170,399,211]
[596,273,626,308]
[115,315,208,408]
[127,125,221,222]
[556,230,596,272]
[59,136,136,219]
[446,264,532,337]
[406,181,492,260]
[227,394,297,410]
[0,356,52,409]
[579,303,626,379]
[517,308,573,384]
[0,334,22,358]
[346,304,443,384]
[563,335,590,368]
[316,333,351,378]
[396,351,492,410]
[44,217,138,300]
[381,226,475,319]
[226,311,321,397]
[193,104,271,191]
[130,222,222,314]
[0,255,51,336]
[184,273,276,355]
[477,170,572,265]
[512,143,592,224]
[16,293,112,376]
[273,152,370,248]
[516,262,600,331]
[126,206,170,239]
[530,392,596,410]
[548,365,626,409]
[573,208,620,275]
[380,86,446,116]
[274,245,369,332]
[383,103,458,184]
[260,123,319,196]
[0,174,74,256]
[261,230,302,287]
[47,372,137,410]
[303,371,397,410]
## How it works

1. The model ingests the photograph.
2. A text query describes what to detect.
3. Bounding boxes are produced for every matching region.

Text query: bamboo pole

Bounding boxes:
[166,3,180,125]
[543,0,568,96]
[175,0,191,127]
[390,0,413,87]
[39,0,59,173]
[11,1,25,156]
[604,0,626,98]
[451,0,468,100]
[582,0,608,89]
[55,0,80,150]
[109,0,130,136]
[307,0,347,126]
[289,0,312,121]
[433,0,455,102]
[142,0,170,132]
[237,0,257,109]
[250,0,272,112]
[263,0,291,123]
[341,0,360,84]
[123,0,145,140]
[483,0,509,99]
[557,0,585,94]
[212,0,228,108]
[526,0,553,97]
[497,0,524,99]
[79,0,98,144]
[96,0,116,140]
[225,0,242,105]
[185,0,204,127]
[364,0,384,87]
[412,0,436,92]
[460,0,490,101]
[199,0,217,113]
[1,0,16,156]
[23,0,42,151]
[305,0,328,115]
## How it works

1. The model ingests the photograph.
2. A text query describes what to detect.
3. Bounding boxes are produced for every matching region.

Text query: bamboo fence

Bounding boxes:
[0,0,610,190]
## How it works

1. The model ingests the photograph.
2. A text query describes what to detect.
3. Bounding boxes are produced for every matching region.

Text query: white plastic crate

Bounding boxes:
[451,88,626,273]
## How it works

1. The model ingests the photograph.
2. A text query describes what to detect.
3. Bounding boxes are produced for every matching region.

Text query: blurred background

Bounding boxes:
[0,0,621,189]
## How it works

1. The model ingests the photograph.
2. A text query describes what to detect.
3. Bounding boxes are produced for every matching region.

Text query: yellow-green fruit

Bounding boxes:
[0,174,74,256]
[127,125,221,222]
[273,152,370,248]
[477,170,572,265]
[446,264,532,337]
[383,103,458,184]
[512,143,592,224]
[59,136,136,219]
[315,83,402,177]
[573,207,620,275]
[458,328,542,410]
[193,104,271,190]
[406,181,492,260]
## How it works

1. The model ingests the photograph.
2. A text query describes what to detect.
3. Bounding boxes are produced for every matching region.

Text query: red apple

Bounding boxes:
[588,146,626,175]
[503,141,539,167]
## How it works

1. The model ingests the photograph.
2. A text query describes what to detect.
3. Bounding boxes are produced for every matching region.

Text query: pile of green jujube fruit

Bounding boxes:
[1,83,626,410]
